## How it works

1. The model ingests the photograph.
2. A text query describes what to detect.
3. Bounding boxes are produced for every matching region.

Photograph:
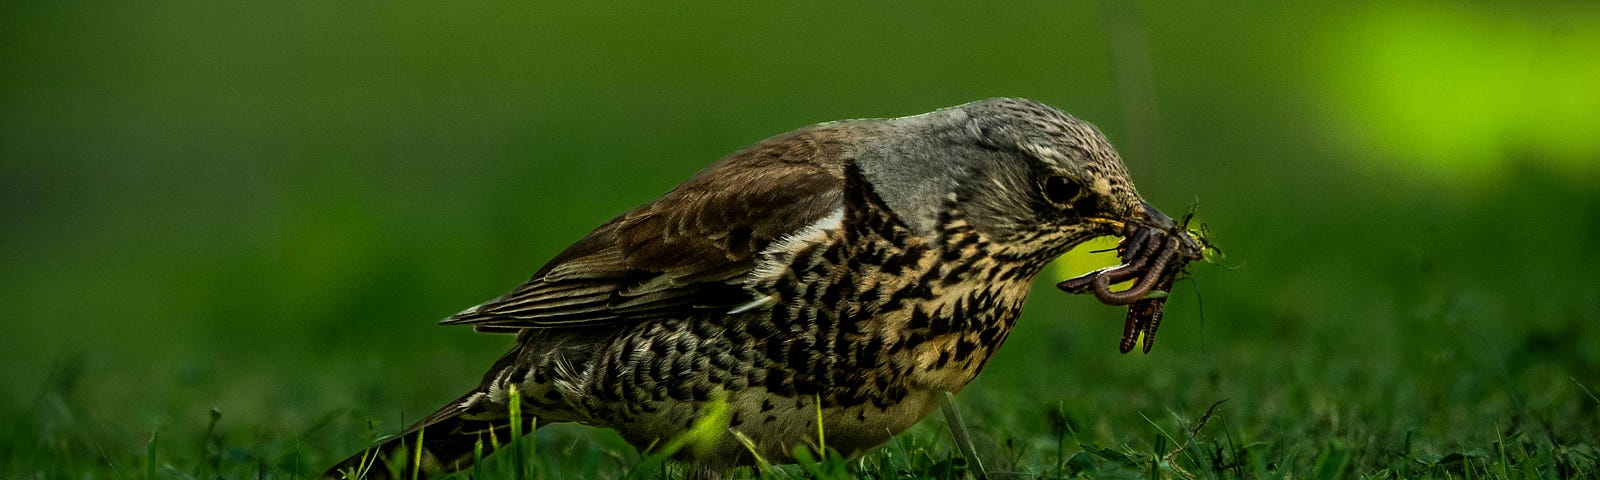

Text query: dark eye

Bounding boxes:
[1043,176,1084,207]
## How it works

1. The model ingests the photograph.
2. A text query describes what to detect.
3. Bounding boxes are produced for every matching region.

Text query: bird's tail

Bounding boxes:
[323,392,523,480]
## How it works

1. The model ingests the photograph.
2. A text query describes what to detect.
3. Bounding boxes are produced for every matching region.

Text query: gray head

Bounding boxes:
[854,98,1170,258]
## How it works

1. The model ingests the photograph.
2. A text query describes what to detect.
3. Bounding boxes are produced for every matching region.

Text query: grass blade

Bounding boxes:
[146,429,157,480]
[410,427,423,480]
[508,384,526,478]
[1311,441,1350,480]
[938,391,988,480]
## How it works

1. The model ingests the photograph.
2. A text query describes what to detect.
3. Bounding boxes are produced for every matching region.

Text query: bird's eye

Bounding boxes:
[1043,176,1085,207]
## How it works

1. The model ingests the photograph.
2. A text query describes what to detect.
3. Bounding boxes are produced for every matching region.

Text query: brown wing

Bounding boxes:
[442,128,852,331]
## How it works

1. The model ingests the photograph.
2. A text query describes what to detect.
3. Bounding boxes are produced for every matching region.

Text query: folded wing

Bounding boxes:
[444,129,851,331]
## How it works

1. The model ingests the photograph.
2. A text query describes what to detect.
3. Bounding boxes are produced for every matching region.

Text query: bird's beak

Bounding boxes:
[1135,200,1177,231]
[1129,199,1206,260]
[1083,199,1180,235]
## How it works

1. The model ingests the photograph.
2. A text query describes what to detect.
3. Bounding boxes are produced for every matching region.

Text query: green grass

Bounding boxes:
[10,357,1596,480]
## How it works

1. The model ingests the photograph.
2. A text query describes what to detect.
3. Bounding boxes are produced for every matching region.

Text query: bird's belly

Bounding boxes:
[607,385,945,467]
[569,281,1024,467]
[806,389,945,455]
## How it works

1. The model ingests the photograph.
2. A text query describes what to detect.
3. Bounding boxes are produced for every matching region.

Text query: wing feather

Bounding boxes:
[442,126,856,330]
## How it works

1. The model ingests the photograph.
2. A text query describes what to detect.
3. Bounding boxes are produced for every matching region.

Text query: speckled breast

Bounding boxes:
[570,196,1043,465]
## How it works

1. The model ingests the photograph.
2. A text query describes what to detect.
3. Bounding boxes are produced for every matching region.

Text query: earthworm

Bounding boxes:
[1056,220,1206,354]
[1118,224,1156,263]
[1056,232,1161,293]
[1140,298,1164,353]
[1121,299,1157,353]
[1101,231,1163,284]
[1122,272,1175,354]
[1091,235,1179,305]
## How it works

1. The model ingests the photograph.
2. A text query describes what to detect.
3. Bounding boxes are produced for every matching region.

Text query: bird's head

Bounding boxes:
[856,98,1177,264]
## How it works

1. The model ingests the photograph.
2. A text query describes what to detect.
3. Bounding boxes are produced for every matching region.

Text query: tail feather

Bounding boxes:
[324,392,520,480]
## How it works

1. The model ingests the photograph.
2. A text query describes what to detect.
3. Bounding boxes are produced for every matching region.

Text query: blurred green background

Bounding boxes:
[4,1,1598,476]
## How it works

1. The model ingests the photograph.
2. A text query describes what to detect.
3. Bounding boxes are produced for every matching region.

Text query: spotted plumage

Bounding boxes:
[325,98,1179,479]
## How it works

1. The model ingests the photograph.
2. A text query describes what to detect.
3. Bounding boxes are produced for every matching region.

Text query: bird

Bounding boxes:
[324,98,1182,479]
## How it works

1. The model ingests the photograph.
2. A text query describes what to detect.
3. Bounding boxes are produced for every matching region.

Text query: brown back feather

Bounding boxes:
[443,127,855,330]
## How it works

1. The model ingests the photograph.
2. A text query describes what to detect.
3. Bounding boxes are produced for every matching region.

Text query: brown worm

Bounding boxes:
[1119,300,1147,353]
[1122,272,1176,353]
[1124,298,1163,353]
[1090,235,1178,305]
[1118,224,1157,263]
[1056,232,1161,293]
[1058,220,1206,354]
